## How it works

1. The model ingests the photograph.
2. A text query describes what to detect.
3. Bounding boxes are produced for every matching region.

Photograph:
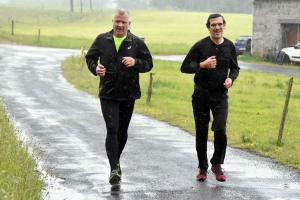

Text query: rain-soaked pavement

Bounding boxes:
[0,44,300,200]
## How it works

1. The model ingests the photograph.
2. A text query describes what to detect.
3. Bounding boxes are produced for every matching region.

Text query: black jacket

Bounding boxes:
[86,30,153,100]
[181,36,239,93]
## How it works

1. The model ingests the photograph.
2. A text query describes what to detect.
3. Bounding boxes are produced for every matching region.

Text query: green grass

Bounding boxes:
[239,54,300,69]
[0,4,252,54]
[0,101,44,199]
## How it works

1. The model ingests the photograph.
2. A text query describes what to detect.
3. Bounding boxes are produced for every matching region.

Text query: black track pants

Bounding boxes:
[192,90,228,170]
[100,98,135,171]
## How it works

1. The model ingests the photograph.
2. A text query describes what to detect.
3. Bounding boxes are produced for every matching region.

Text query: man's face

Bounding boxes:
[208,17,226,40]
[113,12,131,38]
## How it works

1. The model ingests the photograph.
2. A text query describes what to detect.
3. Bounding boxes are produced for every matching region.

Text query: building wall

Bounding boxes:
[252,0,300,58]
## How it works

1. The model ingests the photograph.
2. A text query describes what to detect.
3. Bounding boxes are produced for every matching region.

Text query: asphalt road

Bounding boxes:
[0,44,300,200]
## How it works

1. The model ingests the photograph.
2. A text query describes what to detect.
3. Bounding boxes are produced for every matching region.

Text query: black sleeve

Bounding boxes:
[134,39,153,73]
[228,43,240,84]
[180,42,202,74]
[85,35,100,76]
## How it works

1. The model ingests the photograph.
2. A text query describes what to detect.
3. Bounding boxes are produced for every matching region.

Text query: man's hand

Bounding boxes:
[96,64,106,77]
[122,57,135,67]
[200,56,217,69]
[223,78,232,89]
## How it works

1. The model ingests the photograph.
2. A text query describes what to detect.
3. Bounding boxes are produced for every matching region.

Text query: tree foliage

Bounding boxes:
[147,0,253,13]
[114,0,149,9]
[7,0,109,10]
[114,0,252,14]
[7,0,253,14]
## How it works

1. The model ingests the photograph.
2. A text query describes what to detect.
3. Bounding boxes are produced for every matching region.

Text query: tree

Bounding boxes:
[90,0,93,11]
[149,0,169,9]
[70,0,74,12]
[148,0,253,13]
[115,0,149,9]
[80,0,83,13]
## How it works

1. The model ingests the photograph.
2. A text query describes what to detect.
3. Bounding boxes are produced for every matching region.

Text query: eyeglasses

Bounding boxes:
[210,23,224,28]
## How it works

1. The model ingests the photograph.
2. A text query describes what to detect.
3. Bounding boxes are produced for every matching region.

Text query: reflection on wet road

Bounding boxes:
[0,44,300,200]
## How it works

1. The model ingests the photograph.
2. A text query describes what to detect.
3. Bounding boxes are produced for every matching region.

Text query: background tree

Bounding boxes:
[80,0,83,13]
[114,0,149,9]
[148,0,253,14]
[90,0,93,11]
[7,0,253,14]
[70,0,74,12]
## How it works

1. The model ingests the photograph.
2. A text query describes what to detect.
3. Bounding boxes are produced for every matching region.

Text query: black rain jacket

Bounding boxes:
[86,30,153,100]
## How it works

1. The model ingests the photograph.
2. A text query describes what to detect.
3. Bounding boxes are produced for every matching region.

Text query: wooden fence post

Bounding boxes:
[81,52,86,70]
[277,77,293,146]
[38,29,41,42]
[79,46,84,59]
[11,20,14,35]
[146,73,155,104]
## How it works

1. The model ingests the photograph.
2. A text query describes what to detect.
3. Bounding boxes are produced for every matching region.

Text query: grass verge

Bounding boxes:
[0,100,44,199]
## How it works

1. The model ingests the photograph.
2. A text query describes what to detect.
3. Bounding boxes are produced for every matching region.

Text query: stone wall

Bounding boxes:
[252,0,300,58]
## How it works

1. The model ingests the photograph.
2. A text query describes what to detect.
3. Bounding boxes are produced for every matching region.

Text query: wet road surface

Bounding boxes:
[0,44,300,200]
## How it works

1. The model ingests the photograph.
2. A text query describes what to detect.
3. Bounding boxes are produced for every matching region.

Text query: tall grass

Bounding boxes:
[0,101,44,199]
[62,57,300,171]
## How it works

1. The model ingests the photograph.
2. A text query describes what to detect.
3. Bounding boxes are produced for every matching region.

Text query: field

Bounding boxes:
[0,4,252,54]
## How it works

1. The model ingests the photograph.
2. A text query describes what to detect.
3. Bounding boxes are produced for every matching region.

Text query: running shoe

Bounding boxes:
[196,168,207,181]
[211,164,226,182]
[118,163,122,175]
[109,166,121,185]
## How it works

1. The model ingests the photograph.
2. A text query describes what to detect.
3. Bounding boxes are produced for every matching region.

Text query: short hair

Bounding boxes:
[112,9,131,22]
[206,13,226,28]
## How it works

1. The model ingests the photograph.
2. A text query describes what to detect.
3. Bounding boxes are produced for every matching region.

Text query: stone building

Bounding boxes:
[252,0,300,58]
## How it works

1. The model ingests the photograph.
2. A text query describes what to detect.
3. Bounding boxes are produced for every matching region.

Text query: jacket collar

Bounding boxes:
[107,29,133,42]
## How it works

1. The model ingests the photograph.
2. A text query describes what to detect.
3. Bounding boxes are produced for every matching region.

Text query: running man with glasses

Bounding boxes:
[180,13,240,182]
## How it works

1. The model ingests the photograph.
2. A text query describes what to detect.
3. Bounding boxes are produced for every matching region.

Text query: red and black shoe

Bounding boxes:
[196,168,207,181]
[211,164,226,182]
